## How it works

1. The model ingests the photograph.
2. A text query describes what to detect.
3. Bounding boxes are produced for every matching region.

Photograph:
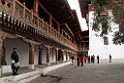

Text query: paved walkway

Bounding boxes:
[1,62,58,77]
[28,60,124,83]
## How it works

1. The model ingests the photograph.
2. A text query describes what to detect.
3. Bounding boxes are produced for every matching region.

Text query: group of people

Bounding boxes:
[71,56,84,66]
[11,48,112,76]
[83,55,98,64]
[71,54,112,66]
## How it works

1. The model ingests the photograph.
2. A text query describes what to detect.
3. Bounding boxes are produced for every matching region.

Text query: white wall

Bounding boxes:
[88,11,124,59]
[3,38,29,67]
[64,51,66,61]
[50,48,56,63]
[40,45,46,64]
[52,48,56,62]
[3,38,59,68]
[34,45,39,65]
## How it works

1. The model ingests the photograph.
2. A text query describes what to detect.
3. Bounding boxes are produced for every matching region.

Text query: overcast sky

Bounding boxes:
[67,0,88,31]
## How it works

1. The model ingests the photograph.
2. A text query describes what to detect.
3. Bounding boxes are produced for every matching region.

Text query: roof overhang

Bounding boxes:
[78,0,90,18]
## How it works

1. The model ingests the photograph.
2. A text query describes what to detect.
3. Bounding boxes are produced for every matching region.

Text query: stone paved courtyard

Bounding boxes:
[28,60,124,83]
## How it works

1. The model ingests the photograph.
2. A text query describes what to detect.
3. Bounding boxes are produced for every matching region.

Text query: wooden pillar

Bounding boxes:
[29,44,35,69]
[68,52,70,60]
[57,20,60,32]
[66,52,68,61]
[12,0,15,16]
[46,47,50,66]
[49,10,52,27]
[70,53,72,59]
[67,52,69,61]
[55,48,59,63]
[61,50,64,62]
[72,53,74,56]
[0,38,3,77]
[22,3,26,20]
[33,0,38,14]
[0,28,3,76]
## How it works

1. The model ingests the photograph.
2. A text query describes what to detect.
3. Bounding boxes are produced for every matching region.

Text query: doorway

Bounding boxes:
[38,50,42,65]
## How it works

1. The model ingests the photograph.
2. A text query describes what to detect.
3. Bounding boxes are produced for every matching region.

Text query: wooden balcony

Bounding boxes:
[78,47,89,53]
[0,0,78,51]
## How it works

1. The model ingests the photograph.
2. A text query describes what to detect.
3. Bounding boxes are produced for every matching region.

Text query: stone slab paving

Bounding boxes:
[2,67,36,77]
[28,59,124,83]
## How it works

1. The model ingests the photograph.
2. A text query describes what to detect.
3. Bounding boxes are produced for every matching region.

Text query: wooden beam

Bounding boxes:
[64,0,75,19]
[37,0,59,25]
[61,23,75,37]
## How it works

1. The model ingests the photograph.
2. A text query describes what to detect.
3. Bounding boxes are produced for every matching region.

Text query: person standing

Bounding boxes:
[91,55,93,63]
[88,55,90,63]
[97,55,99,64]
[77,56,80,66]
[11,48,20,75]
[92,55,95,63]
[80,56,84,66]
[109,54,112,63]
[71,56,75,65]
[84,56,87,63]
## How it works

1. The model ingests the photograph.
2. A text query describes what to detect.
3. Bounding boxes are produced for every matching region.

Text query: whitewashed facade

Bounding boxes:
[88,10,124,59]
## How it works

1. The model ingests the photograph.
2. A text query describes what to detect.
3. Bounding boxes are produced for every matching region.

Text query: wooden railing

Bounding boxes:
[0,0,78,51]
[79,47,89,52]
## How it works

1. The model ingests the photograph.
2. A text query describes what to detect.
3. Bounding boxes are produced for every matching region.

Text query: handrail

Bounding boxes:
[0,0,78,51]
[37,0,59,25]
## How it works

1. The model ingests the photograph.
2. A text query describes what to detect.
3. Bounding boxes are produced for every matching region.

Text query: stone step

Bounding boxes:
[0,61,71,83]
[0,69,42,83]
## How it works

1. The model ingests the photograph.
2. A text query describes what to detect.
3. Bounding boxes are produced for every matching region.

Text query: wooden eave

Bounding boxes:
[78,0,90,18]
[64,0,75,19]
[81,30,89,36]
[39,0,75,20]
[61,23,75,37]
[72,10,82,32]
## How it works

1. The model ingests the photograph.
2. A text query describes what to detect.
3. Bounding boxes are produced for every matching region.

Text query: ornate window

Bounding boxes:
[103,37,108,45]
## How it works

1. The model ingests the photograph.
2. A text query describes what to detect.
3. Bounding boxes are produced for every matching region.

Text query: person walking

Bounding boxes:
[97,55,99,64]
[109,54,112,63]
[71,56,75,65]
[80,56,84,66]
[84,56,87,63]
[11,48,20,75]
[92,55,95,63]
[77,56,80,66]
[88,55,90,63]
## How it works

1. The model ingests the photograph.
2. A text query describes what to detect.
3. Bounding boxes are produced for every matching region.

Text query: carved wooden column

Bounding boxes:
[29,44,35,69]
[66,52,68,61]
[61,50,64,62]
[69,52,71,60]
[0,38,3,77]
[12,0,15,16]
[49,9,52,27]
[22,3,26,20]
[55,48,59,64]
[72,53,74,56]
[68,52,70,60]
[0,28,3,76]
[33,0,38,14]
[46,47,50,66]
[67,52,69,61]
[57,20,60,32]
[71,53,73,59]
